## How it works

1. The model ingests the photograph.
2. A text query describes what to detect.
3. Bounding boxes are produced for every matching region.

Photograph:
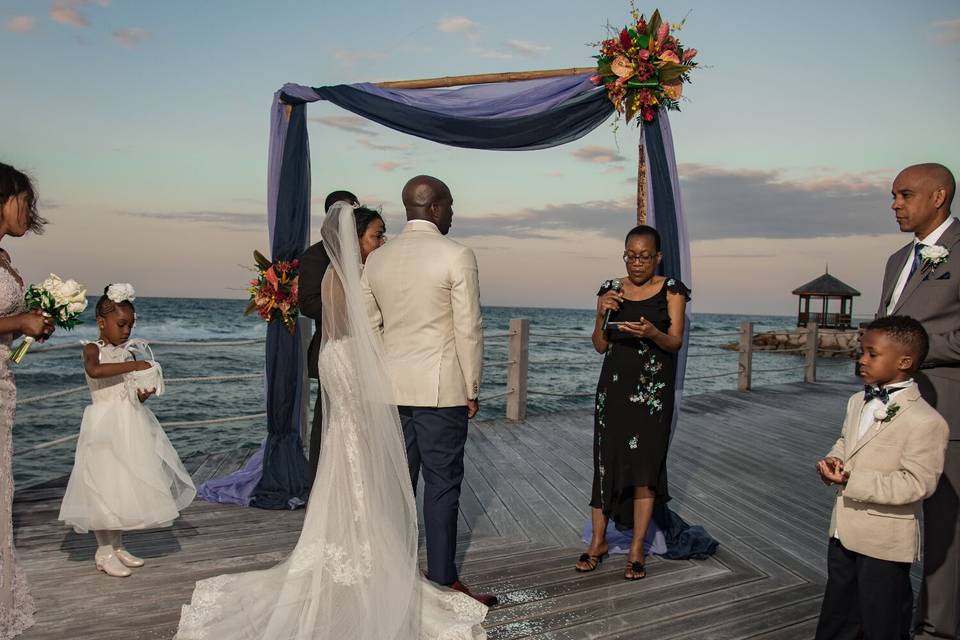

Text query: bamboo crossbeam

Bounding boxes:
[375,67,595,89]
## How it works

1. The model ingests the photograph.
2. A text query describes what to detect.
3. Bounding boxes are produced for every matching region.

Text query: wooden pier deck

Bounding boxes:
[13,381,863,639]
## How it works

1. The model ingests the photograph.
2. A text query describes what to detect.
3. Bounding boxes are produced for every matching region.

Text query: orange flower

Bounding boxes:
[610,55,636,79]
[663,81,683,100]
[658,50,680,64]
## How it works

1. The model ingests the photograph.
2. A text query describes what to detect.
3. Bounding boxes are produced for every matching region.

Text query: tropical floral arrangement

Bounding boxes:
[591,6,698,124]
[10,274,88,363]
[244,250,300,334]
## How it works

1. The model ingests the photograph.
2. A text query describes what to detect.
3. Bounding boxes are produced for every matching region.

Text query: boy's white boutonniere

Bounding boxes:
[874,403,901,424]
[920,245,949,270]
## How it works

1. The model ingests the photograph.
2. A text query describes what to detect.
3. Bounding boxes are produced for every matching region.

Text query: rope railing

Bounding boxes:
[685,371,739,381]
[18,372,264,405]
[14,412,267,456]
[29,338,267,354]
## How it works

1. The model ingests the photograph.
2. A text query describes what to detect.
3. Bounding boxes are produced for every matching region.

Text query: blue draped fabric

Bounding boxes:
[250,103,313,510]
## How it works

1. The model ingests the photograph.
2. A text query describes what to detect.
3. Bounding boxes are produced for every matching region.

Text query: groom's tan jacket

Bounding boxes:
[825,385,948,562]
[361,220,483,408]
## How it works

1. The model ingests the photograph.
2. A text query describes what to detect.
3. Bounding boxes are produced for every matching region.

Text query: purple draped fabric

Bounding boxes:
[197,443,264,506]
[351,75,598,118]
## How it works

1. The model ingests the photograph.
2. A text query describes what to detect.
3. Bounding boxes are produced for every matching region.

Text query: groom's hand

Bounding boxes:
[467,399,479,419]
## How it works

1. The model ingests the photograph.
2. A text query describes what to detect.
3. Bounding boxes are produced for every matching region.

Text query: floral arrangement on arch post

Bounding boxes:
[244,250,300,334]
[591,6,698,124]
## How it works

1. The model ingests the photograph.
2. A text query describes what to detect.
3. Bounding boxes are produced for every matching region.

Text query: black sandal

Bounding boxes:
[624,560,646,580]
[575,551,608,572]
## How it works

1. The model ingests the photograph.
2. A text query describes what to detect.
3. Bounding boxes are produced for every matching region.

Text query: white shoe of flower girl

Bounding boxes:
[115,548,145,568]
[95,548,132,577]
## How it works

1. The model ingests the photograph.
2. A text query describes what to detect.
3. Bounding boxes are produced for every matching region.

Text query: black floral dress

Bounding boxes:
[591,276,690,529]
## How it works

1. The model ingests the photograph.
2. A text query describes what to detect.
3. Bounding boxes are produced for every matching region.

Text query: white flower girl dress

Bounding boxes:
[59,339,196,533]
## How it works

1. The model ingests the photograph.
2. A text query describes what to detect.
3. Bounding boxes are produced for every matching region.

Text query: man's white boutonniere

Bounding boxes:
[920,245,949,270]
[874,403,901,424]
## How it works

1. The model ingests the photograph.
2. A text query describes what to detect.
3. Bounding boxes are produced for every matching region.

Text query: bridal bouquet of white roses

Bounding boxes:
[10,274,88,363]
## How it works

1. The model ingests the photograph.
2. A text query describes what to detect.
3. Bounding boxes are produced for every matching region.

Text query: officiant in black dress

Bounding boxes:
[299,190,358,481]
[575,225,693,580]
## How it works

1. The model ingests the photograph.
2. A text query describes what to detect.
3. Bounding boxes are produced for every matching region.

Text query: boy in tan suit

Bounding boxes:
[814,316,949,640]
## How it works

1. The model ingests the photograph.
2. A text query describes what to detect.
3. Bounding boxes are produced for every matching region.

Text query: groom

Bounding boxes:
[362,175,495,607]
[877,163,958,640]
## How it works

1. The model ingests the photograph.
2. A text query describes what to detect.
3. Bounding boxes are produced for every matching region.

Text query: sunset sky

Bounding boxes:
[2,0,959,315]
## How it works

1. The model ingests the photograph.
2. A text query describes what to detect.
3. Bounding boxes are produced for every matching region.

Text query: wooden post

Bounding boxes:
[637,140,648,226]
[738,321,753,392]
[298,316,312,452]
[805,323,819,383]
[505,318,530,422]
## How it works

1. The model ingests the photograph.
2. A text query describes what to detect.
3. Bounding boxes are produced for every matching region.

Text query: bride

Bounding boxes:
[175,203,488,639]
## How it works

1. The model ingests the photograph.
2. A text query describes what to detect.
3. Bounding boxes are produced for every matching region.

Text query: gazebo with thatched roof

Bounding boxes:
[792,269,861,329]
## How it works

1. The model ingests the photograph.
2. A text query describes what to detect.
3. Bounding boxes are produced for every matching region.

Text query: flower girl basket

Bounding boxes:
[122,339,165,399]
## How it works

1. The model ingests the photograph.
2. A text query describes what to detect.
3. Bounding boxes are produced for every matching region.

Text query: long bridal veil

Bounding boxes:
[175,204,487,639]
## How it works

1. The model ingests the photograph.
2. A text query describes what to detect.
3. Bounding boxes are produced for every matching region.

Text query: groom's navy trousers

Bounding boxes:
[399,405,468,586]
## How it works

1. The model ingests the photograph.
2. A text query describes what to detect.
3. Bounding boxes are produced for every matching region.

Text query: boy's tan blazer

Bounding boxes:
[826,385,948,562]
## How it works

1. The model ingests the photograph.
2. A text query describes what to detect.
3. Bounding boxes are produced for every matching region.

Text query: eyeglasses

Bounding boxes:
[622,252,658,264]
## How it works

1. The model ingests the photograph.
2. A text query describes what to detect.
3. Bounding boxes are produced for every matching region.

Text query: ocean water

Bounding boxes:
[11,298,861,487]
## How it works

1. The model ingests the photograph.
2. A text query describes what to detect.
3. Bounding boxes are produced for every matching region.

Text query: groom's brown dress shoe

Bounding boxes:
[450,580,498,607]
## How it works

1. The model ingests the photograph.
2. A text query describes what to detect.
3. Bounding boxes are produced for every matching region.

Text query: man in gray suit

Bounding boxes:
[877,163,958,639]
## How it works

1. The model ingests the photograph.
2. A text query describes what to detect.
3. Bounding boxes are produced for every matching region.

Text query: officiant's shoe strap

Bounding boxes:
[575,552,607,572]
[624,560,646,581]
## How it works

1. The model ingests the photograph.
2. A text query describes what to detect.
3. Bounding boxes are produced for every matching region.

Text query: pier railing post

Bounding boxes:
[805,322,818,383]
[505,318,529,421]
[738,321,753,392]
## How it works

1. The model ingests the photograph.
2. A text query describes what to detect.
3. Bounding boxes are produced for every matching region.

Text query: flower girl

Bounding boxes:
[58,284,196,577]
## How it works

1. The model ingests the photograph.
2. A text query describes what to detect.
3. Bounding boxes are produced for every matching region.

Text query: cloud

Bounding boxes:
[446,164,896,242]
[5,16,37,32]
[120,210,262,229]
[357,138,413,152]
[374,161,407,172]
[438,16,478,36]
[49,0,103,27]
[571,145,627,164]
[308,115,378,136]
[677,164,893,240]
[505,39,551,57]
[931,18,960,45]
[113,26,150,47]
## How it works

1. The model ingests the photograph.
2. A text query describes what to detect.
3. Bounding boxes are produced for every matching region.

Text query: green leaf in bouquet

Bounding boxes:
[626,79,660,89]
[648,9,663,40]
[657,63,692,83]
[243,299,259,316]
[597,62,613,76]
[635,33,650,49]
[253,250,272,269]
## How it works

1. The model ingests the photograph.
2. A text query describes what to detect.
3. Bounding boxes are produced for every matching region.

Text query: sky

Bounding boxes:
[1,0,959,315]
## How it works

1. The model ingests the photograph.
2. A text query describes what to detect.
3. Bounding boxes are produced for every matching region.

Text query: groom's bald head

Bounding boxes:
[402,175,454,235]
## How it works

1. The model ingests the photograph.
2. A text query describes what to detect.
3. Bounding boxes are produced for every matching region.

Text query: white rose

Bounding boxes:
[921,245,949,262]
[67,300,87,314]
[873,408,888,421]
[107,283,136,303]
[42,273,63,293]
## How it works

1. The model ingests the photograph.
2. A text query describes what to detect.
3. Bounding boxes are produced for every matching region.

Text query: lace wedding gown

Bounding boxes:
[0,249,34,639]
[175,204,487,640]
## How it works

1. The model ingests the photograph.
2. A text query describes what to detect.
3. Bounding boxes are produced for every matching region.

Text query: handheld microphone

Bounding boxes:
[603,280,623,330]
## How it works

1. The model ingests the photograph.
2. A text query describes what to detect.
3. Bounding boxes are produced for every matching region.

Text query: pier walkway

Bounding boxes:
[14,381,861,639]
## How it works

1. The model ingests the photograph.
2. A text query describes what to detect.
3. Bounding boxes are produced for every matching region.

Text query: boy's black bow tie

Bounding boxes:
[863,383,910,403]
